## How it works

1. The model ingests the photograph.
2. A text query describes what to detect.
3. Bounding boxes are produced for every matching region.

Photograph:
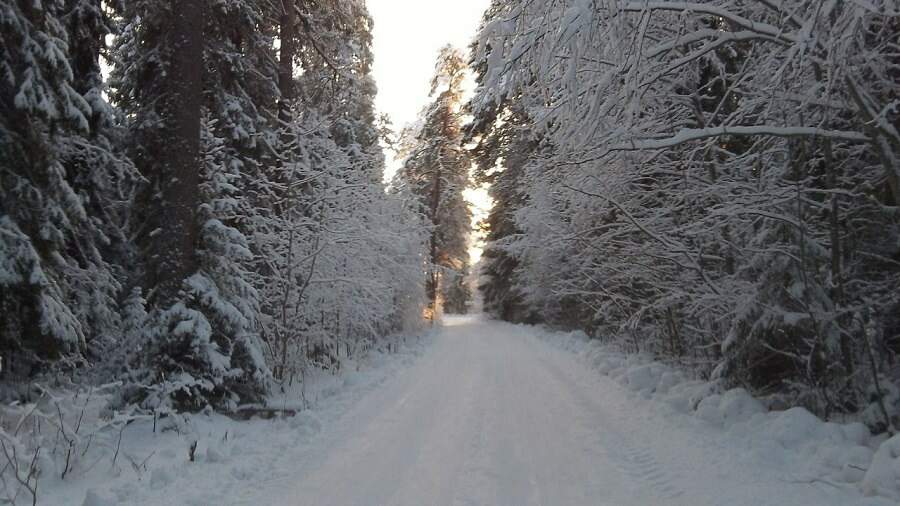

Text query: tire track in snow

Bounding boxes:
[612,439,685,500]
[529,334,686,502]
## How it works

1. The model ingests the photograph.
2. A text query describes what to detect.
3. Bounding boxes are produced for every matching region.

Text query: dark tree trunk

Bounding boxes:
[278,0,297,123]
[427,165,442,310]
[148,0,205,305]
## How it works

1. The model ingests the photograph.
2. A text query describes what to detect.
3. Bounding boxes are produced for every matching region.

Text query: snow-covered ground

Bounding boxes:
[28,316,899,505]
[27,334,432,506]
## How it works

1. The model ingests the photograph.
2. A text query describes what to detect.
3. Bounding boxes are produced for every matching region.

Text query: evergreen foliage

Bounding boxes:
[397,46,473,316]
[1,0,137,378]
[1,0,430,413]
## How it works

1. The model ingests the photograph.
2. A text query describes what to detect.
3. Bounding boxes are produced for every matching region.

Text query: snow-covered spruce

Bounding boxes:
[1,0,139,379]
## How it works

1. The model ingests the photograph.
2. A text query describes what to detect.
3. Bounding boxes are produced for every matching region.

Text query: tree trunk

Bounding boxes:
[278,0,297,124]
[150,0,204,305]
[427,165,442,311]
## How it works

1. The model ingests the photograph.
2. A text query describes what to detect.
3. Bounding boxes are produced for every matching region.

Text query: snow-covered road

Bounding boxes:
[241,315,882,506]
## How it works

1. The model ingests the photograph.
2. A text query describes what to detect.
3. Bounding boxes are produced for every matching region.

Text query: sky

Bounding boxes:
[368,0,493,264]
[368,0,489,141]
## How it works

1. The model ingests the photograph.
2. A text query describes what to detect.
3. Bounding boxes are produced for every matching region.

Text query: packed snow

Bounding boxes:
[13,316,900,505]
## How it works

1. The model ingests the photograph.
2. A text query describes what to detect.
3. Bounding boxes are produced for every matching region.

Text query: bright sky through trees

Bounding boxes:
[368,0,488,142]
[368,0,492,263]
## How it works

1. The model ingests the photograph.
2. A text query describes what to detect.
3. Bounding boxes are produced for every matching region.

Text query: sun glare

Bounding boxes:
[465,184,493,264]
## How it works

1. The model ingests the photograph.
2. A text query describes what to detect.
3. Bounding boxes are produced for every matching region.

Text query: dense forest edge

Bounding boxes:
[2,1,476,500]
[1,0,474,415]
[471,0,900,431]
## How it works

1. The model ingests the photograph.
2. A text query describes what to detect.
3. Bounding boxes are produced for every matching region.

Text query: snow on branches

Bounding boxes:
[472,0,900,423]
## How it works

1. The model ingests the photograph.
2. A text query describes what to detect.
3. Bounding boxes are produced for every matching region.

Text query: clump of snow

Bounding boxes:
[769,407,824,449]
[150,467,173,488]
[829,445,874,483]
[289,410,323,437]
[623,364,664,394]
[662,380,717,414]
[696,394,724,425]
[701,388,772,429]
[718,388,766,425]
[655,371,683,395]
[862,433,900,499]
[845,423,874,446]
[81,490,116,506]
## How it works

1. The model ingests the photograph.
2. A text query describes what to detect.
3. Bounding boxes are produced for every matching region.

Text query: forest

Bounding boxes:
[1,0,475,411]
[1,0,900,504]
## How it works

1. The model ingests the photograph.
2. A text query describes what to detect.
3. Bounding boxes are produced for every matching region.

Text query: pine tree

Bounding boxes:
[397,46,472,317]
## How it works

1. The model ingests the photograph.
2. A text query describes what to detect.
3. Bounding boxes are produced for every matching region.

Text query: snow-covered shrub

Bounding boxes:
[542,328,900,499]
[0,384,144,505]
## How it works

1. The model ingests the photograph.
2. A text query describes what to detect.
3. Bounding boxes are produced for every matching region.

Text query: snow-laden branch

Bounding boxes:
[647,29,787,58]
[618,2,797,43]
[606,126,869,152]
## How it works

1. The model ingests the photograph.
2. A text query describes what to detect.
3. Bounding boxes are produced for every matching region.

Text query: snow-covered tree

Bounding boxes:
[1,0,137,378]
[1,0,440,417]
[251,0,430,384]
[397,46,473,316]
[111,0,274,410]
[467,96,536,322]
[471,0,900,421]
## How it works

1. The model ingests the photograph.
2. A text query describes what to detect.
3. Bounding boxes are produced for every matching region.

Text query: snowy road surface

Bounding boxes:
[240,316,879,506]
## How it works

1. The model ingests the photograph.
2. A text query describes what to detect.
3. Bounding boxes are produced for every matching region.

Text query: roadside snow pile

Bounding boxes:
[1,334,432,506]
[539,328,900,501]
[862,434,900,498]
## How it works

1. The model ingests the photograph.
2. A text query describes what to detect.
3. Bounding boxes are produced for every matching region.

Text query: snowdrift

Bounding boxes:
[538,328,900,501]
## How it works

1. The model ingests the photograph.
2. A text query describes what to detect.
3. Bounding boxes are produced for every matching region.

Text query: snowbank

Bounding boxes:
[862,434,900,498]
[1,333,432,505]
[537,328,900,501]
